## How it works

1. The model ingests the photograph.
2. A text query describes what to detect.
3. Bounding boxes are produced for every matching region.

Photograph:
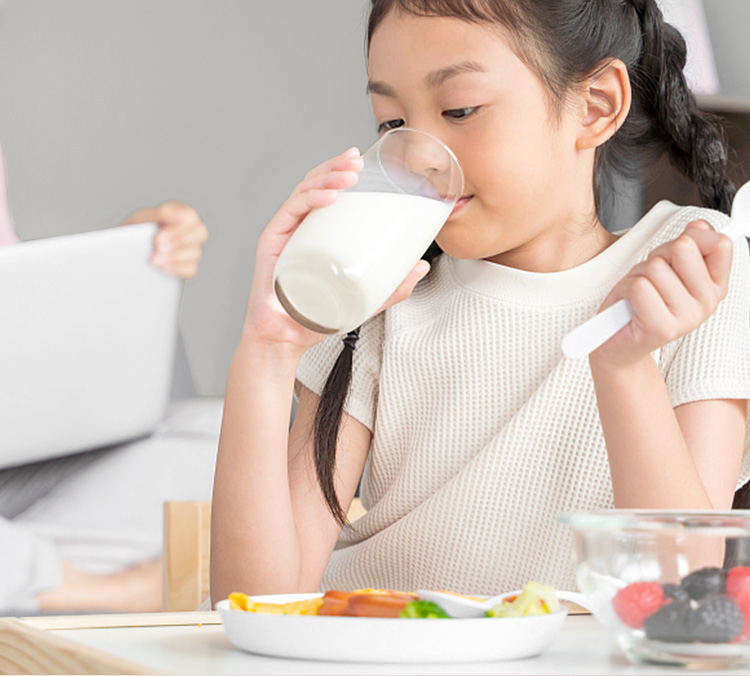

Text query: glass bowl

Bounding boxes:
[558,510,750,669]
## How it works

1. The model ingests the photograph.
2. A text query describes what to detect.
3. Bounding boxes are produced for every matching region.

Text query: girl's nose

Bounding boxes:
[380,131,458,199]
[403,134,451,179]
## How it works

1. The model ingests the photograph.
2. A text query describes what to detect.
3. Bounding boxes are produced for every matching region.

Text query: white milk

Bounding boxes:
[274,191,451,333]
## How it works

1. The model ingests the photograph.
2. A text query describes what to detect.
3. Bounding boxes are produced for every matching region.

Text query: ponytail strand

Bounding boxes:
[313,327,361,527]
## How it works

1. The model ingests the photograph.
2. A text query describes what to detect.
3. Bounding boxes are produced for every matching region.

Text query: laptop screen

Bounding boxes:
[0,224,182,468]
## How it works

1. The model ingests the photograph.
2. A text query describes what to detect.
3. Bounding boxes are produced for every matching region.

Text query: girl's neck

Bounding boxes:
[484,215,620,274]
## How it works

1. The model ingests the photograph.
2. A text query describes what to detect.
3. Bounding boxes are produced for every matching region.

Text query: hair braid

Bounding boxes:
[313,327,360,526]
[626,0,735,213]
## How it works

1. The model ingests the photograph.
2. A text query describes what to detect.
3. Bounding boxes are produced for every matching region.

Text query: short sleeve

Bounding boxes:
[295,313,385,432]
[661,238,750,488]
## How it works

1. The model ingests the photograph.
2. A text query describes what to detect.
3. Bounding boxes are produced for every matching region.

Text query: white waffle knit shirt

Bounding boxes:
[295,201,750,595]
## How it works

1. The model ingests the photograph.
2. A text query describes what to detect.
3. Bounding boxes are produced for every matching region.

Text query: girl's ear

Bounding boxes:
[576,58,632,151]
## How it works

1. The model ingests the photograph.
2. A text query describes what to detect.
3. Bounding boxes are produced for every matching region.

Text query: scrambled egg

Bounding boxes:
[228,592,324,615]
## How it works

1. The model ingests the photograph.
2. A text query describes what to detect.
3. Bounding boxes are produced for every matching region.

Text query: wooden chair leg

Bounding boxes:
[163,501,211,612]
[162,497,367,611]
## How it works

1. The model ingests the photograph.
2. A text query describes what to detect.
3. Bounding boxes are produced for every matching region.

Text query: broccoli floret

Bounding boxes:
[399,600,450,618]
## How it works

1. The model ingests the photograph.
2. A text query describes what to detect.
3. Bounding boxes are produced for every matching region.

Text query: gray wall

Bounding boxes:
[703,0,750,98]
[0,0,373,395]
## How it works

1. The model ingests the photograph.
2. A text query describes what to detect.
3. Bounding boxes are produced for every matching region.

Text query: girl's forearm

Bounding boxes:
[210,338,304,603]
[590,356,714,509]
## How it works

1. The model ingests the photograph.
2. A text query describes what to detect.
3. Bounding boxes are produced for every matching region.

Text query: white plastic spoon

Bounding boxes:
[416,588,592,618]
[561,180,750,360]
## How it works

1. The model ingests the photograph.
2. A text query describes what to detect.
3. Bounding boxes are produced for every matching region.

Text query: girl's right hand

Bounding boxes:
[242,147,430,355]
[590,221,732,369]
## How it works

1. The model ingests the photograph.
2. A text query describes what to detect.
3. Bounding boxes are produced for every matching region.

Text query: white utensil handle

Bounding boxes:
[561,299,634,359]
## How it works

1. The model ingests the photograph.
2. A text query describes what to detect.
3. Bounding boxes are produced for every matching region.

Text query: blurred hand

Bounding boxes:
[591,220,733,368]
[120,201,209,280]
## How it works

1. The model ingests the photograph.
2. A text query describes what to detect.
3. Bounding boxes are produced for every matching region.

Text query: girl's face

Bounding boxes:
[368,12,614,272]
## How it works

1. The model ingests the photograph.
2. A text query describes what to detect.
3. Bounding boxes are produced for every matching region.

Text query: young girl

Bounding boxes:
[211,0,750,600]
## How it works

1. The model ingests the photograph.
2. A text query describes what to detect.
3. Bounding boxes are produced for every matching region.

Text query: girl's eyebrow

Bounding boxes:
[367,60,487,97]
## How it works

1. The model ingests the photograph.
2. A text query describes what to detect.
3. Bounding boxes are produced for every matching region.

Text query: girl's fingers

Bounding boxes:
[645,223,731,306]
[657,222,732,286]
[376,260,431,314]
[626,275,677,344]
[664,235,718,307]
[628,256,696,317]
[303,148,362,182]
[261,189,340,242]
[599,221,735,357]
[684,221,734,291]
[262,170,359,242]
[259,151,362,245]
[292,170,360,197]
[282,188,340,224]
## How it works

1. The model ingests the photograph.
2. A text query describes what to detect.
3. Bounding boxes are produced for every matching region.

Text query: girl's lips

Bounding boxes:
[450,195,473,216]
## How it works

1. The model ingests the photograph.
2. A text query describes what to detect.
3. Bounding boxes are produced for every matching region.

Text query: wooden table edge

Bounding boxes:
[0,618,158,675]
[0,612,218,675]
[19,610,220,631]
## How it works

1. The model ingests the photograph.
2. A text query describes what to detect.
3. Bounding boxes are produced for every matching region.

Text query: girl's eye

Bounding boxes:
[443,107,478,121]
[377,118,405,134]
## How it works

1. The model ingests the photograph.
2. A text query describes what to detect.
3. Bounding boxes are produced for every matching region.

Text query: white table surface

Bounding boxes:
[47,615,750,675]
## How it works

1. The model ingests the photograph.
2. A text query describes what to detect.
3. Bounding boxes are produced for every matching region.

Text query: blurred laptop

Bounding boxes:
[0,223,182,469]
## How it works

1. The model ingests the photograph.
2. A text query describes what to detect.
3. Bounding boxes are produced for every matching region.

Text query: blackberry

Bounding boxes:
[643,600,692,643]
[662,583,690,605]
[681,567,727,601]
[688,595,744,643]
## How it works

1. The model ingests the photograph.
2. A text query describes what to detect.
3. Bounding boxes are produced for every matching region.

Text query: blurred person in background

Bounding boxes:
[0,141,220,614]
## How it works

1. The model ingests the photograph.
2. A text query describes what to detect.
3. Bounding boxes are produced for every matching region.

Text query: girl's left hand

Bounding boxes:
[119,201,209,280]
[591,220,733,368]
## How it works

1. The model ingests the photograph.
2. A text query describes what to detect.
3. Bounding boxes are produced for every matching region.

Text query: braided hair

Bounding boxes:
[312,0,736,525]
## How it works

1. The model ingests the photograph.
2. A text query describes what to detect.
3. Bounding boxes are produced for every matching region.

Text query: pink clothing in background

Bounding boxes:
[0,141,19,246]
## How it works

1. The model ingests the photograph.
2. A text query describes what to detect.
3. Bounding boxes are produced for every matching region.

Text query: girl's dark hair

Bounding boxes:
[313,0,737,525]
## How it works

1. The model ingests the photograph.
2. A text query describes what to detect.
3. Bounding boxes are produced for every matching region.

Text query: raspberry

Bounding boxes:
[662,583,690,605]
[644,600,692,643]
[613,581,664,628]
[681,567,727,601]
[726,567,750,639]
[688,594,744,643]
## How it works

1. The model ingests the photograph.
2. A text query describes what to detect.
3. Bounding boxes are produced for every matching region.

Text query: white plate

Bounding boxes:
[217,593,568,663]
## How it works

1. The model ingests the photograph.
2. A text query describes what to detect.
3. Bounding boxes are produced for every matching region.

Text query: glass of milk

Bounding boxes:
[273,128,464,333]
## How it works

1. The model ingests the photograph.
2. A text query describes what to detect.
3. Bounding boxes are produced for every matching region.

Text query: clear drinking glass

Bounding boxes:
[273,128,464,333]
